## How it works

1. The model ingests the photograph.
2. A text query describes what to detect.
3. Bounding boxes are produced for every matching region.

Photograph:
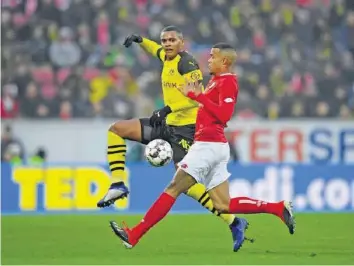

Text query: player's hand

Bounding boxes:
[149,106,172,126]
[192,81,203,96]
[178,78,195,96]
[123,34,143,47]
[177,84,189,96]
[179,79,202,97]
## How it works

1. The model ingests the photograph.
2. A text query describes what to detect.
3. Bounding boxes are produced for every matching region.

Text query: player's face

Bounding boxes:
[208,48,224,74]
[160,31,183,59]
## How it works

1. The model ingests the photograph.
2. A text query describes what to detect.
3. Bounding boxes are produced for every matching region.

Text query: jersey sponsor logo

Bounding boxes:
[224,97,234,103]
[163,82,177,88]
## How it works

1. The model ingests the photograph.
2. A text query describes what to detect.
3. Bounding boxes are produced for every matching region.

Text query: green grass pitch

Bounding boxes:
[2,213,354,265]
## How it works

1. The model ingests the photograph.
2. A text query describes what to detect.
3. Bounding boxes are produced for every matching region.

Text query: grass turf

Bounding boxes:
[2,213,354,265]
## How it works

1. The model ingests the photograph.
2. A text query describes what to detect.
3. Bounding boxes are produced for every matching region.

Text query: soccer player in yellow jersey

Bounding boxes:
[98,26,246,251]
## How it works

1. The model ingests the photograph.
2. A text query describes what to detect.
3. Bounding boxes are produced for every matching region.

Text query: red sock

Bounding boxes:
[229,197,284,218]
[131,192,176,241]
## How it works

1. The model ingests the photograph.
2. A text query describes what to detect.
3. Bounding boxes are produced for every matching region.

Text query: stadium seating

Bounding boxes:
[1,0,353,119]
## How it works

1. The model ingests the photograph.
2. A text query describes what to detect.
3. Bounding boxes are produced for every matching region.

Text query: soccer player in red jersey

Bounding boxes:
[109,43,295,252]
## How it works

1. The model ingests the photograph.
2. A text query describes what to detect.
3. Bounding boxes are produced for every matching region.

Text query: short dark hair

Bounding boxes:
[161,25,183,38]
[212,43,235,50]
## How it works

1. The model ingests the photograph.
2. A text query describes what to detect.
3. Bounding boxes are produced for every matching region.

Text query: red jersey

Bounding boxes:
[187,73,238,143]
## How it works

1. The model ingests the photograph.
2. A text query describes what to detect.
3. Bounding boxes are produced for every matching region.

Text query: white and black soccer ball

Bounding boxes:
[145,139,173,167]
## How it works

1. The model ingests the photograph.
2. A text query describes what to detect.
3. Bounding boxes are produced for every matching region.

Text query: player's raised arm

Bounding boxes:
[140,38,166,62]
[123,34,165,61]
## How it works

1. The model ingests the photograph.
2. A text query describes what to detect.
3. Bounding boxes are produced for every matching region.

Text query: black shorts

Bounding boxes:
[139,118,195,164]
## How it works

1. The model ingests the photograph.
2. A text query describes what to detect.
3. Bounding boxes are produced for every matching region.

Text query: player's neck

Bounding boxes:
[213,69,233,76]
[220,68,232,74]
[166,56,177,61]
[165,49,184,61]
[165,53,179,61]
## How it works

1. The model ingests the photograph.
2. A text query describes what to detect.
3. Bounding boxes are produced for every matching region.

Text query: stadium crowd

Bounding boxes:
[1,0,354,120]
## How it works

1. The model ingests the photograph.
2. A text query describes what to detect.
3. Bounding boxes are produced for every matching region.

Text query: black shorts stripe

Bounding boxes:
[109,160,125,166]
[201,197,210,206]
[110,167,125,172]
[211,207,217,213]
[107,150,127,155]
[198,191,208,203]
[108,145,126,149]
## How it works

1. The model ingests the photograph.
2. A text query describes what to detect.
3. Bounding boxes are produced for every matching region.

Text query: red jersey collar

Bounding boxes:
[212,73,236,78]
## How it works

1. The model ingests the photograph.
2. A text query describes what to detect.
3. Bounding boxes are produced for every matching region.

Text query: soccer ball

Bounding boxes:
[145,139,173,167]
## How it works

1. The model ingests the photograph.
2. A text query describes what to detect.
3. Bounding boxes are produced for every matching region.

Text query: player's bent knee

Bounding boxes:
[165,180,181,198]
[108,119,142,141]
[109,121,130,136]
[165,169,194,198]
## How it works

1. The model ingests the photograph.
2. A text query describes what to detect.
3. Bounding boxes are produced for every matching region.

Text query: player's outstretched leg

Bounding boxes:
[97,119,142,208]
[109,168,197,248]
[229,197,295,235]
[185,183,247,251]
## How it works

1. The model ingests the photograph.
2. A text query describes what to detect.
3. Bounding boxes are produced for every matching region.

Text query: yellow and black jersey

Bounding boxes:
[140,38,203,126]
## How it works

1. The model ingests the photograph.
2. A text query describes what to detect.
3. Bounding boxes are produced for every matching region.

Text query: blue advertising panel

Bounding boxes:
[1,163,353,214]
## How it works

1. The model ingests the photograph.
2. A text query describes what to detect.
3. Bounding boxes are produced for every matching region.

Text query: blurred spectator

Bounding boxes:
[291,100,306,117]
[28,147,47,165]
[1,0,354,119]
[59,100,73,119]
[267,101,280,120]
[1,84,19,119]
[89,69,117,106]
[270,66,287,97]
[37,0,61,23]
[21,82,49,118]
[28,26,48,64]
[346,12,354,58]
[1,125,25,163]
[339,104,353,119]
[314,101,331,117]
[49,27,81,68]
[13,64,32,99]
[1,9,15,45]
[290,70,316,95]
